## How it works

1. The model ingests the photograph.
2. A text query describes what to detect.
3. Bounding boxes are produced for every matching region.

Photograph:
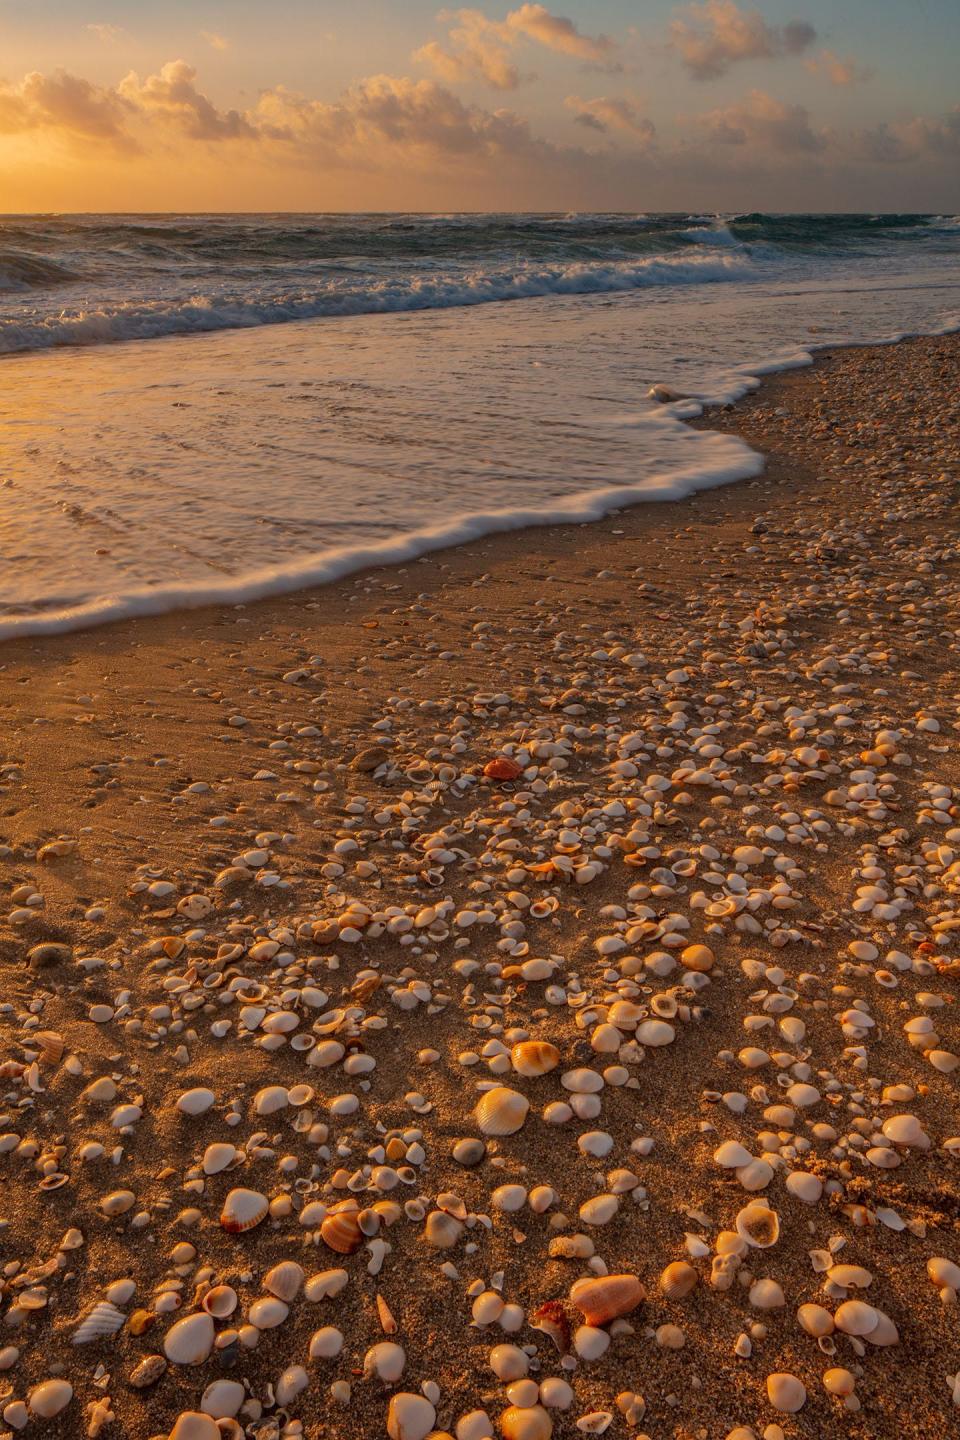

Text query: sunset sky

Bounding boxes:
[1,1,957,212]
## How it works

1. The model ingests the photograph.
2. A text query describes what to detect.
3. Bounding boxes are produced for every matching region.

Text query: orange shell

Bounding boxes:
[569,1273,645,1326]
[659,1261,698,1300]
[320,1211,363,1254]
[483,757,522,782]
[511,1041,561,1078]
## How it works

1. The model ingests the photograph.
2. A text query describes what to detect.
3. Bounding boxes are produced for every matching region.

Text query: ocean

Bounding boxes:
[1,212,958,638]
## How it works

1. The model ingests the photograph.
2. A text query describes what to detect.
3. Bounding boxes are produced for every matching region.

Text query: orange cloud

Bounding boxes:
[700,88,826,152]
[671,0,816,80]
[416,4,615,90]
[117,61,255,140]
[565,94,655,144]
[0,68,134,146]
[805,49,873,87]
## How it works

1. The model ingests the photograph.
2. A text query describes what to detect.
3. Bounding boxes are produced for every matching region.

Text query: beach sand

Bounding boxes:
[0,332,957,1440]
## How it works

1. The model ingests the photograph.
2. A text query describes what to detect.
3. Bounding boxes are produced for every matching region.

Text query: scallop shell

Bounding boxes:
[201,1285,237,1319]
[72,1301,126,1344]
[511,1042,560,1078]
[500,1404,553,1440]
[570,1275,644,1327]
[483,757,522,782]
[659,1262,698,1301]
[220,1188,268,1234]
[320,1211,363,1255]
[264,1261,304,1301]
[735,1204,780,1249]
[32,1031,65,1067]
[475,1087,530,1136]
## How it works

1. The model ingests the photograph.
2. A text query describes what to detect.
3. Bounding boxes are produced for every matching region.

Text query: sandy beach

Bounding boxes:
[0,331,958,1440]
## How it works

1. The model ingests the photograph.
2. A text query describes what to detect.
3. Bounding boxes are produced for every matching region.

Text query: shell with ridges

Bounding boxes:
[569,1274,644,1327]
[510,1042,560,1078]
[475,1087,529,1136]
[264,1261,304,1301]
[72,1300,126,1344]
[320,1211,363,1254]
[220,1188,268,1234]
[660,1262,698,1300]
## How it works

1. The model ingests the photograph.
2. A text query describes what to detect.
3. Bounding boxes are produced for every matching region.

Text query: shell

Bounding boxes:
[264,1261,305,1301]
[364,1341,406,1382]
[176,1088,215,1116]
[424,1210,464,1249]
[73,1300,126,1344]
[511,1042,560,1078]
[128,1354,167,1389]
[201,1285,237,1319]
[500,1405,553,1440]
[32,1031,65,1066]
[220,1188,268,1234]
[309,1326,345,1359]
[735,1204,780,1249]
[570,1275,644,1326]
[202,1143,238,1176]
[659,1262,698,1301]
[834,1300,879,1337]
[475,1087,529,1136]
[529,1300,571,1354]
[168,1416,219,1440]
[199,1380,245,1420]
[766,1373,806,1414]
[320,1211,363,1254]
[387,1393,437,1440]
[28,1380,73,1418]
[248,1296,289,1329]
[483,758,522,782]
[163,1312,215,1366]
[680,944,714,973]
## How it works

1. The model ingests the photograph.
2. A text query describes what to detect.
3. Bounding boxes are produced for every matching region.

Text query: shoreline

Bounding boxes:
[0,330,957,1440]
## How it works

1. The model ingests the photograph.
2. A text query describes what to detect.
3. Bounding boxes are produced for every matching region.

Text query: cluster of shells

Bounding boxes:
[0,337,958,1438]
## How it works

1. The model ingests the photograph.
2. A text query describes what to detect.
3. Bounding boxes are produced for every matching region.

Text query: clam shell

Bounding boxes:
[659,1262,698,1301]
[320,1211,363,1254]
[28,1380,73,1418]
[164,1312,215,1366]
[735,1204,780,1249]
[33,1031,65,1066]
[475,1087,529,1136]
[570,1274,644,1327]
[264,1261,305,1301]
[201,1285,237,1318]
[500,1405,553,1440]
[511,1041,560,1078]
[73,1300,126,1345]
[220,1188,268,1234]
[387,1393,436,1440]
[248,1296,289,1329]
[177,1088,215,1117]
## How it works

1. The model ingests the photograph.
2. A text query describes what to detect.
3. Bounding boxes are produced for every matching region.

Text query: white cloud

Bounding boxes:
[671,0,816,80]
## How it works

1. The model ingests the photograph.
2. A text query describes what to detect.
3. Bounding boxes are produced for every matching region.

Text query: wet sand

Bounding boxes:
[0,332,957,1440]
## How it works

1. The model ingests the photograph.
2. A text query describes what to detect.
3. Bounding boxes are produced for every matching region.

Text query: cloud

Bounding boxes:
[857,105,960,163]
[201,32,230,52]
[87,23,125,45]
[415,5,615,90]
[0,68,134,145]
[671,0,816,80]
[565,94,655,143]
[117,61,255,140]
[700,88,826,152]
[805,49,872,86]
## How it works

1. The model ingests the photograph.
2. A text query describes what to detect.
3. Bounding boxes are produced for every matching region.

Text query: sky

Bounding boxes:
[0,0,957,211]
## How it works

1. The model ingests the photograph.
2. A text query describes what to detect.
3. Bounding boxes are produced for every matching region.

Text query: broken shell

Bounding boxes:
[529,1301,571,1354]
[735,1204,780,1249]
[220,1188,268,1234]
[570,1274,644,1326]
[475,1087,530,1136]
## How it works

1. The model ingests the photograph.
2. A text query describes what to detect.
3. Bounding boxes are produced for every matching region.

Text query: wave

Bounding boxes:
[0,250,81,292]
[0,249,757,354]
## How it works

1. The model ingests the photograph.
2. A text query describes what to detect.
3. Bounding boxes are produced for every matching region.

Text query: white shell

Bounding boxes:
[387,1393,436,1440]
[200,1379,245,1419]
[28,1380,73,1418]
[264,1261,304,1301]
[164,1312,215,1366]
[248,1297,289,1330]
[72,1301,126,1345]
[177,1088,215,1116]
[364,1341,406,1382]
[309,1326,345,1359]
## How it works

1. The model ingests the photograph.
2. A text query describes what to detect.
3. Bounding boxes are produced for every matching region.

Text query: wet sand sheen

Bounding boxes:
[0,333,957,1440]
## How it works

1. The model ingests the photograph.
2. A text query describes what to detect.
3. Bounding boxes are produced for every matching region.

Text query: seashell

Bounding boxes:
[928,1257,960,1292]
[164,1312,215,1366]
[100,1190,135,1217]
[489,1344,528,1381]
[500,1405,553,1440]
[529,1300,571,1354]
[475,1087,529,1136]
[28,1379,73,1419]
[201,1285,237,1319]
[365,1341,406,1382]
[168,1415,219,1440]
[129,1354,167,1388]
[714,1141,752,1168]
[749,1278,785,1310]
[220,1188,268,1234]
[387,1393,437,1440]
[177,1088,215,1117]
[264,1261,304,1301]
[202,1143,238,1176]
[483,758,522,782]
[574,1324,611,1360]
[511,1041,560,1078]
[571,1274,644,1326]
[200,1379,245,1419]
[735,1204,780,1249]
[276,1366,309,1406]
[304,1269,349,1302]
[425,1210,464,1249]
[73,1300,126,1344]
[766,1373,806,1413]
[681,944,714,973]
[32,1031,65,1066]
[320,1211,363,1254]
[797,1303,834,1337]
[249,1297,288,1329]
[129,1309,155,1336]
[39,1174,69,1191]
[834,1300,879,1337]
[660,1262,698,1300]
